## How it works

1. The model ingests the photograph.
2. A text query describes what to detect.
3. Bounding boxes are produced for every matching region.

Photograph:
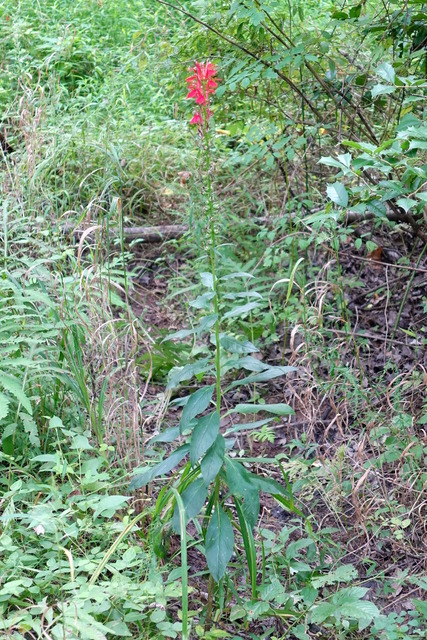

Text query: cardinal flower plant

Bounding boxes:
[129,61,301,635]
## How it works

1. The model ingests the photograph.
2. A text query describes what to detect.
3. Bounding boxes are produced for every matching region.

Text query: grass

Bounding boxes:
[1,0,426,638]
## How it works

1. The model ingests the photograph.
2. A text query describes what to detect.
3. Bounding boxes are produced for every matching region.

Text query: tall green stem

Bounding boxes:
[202,107,222,630]
[203,124,221,413]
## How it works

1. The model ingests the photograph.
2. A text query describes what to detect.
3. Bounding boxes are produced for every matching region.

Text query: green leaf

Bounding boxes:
[171,478,208,531]
[371,84,396,98]
[70,435,93,450]
[220,272,254,281]
[234,497,257,598]
[129,445,190,490]
[200,271,214,290]
[376,62,395,84]
[367,200,387,217]
[0,392,10,421]
[225,458,260,528]
[223,302,260,319]
[201,434,225,484]
[331,10,348,19]
[219,334,259,354]
[0,374,32,414]
[319,154,352,173]
[163,328,194,341]
[166,359,211,391]
[232,403,294,416]
[225,417,274,435]
[180,385,214,433]
[190,411,220,466]
[205,505,234,582]
[326,182,348,207]
[150,426,180,443]
[92,494,130,519]
[229,366,297,388]
[189,292,215,309]
[349,4,362,18]
[396,197,418,212]
[311,587,380,630]
[413,599,427,617]
[311,564,357,588]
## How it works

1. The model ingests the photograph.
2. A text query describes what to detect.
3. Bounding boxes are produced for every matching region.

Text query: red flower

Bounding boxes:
[190,112,203,126]
[186,60,219,133]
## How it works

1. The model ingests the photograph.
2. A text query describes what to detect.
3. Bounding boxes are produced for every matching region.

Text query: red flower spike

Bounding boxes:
[186,60,220,133]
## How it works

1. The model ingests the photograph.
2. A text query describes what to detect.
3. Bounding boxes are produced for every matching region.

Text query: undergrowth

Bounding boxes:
[0,0,426,638]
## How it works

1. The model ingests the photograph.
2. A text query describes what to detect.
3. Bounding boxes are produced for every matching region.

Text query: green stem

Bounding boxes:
[203,121,221,413]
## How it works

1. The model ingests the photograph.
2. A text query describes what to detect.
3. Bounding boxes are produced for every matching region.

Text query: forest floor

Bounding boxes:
[127,207,427,630]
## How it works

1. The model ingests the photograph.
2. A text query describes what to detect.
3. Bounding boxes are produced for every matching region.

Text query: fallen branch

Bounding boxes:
[62,223,188,243]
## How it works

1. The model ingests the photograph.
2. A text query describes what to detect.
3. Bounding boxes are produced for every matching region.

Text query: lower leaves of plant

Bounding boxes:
[205,505,234,582]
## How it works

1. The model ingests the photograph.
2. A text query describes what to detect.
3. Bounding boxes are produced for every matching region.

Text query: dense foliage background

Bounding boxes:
[0,0,426,638]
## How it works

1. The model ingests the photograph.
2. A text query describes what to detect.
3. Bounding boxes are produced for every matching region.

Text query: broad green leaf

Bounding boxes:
[377,62,395,84]
[286,538,313,560]
[223,291,263,300]
[310,602,337,624]
[311,564,357,588]
[21,414,40,447]
[205,505,234,582]
[225,457,260,528]
[371,84,396,98]
[190,411,220,466]
[312,586,380,630]
[223,302,260,319]
[319,154,352,173]
[229,365,297,388]
[220,272,254,281]
[232,403,294,416]
[200,271,214,290]
[198,313,218,333]
[219,334,259,354]
[0,374,32,414]
[234,356,269,372]
[149,426,180,443]
[326,182,348,207]
[0,392,10,421]
[339,600,379,631]
[225,417,274,435]
[166,359,211,391]
[201,434,225,484]
[171,478,208,531]
[163,328,194,341]
[70,435,93,450]
[409,140,427,150]
[367,201,387,217]
[189,292,215,309]
[93,495,130,519]
[129,445,190,490]
[180,385,214,433]
[396,197,418,212]
[413,599,427,617]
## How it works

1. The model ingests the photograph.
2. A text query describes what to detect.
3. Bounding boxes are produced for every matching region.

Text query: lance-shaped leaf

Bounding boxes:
[205,505,234,582]
[201,434,225,485]
[180,385,214,434]
[190,411,220,466]
[171,478,208,532]
[232,403,294,416]
[327,181,348,207]
[129,445,189,491]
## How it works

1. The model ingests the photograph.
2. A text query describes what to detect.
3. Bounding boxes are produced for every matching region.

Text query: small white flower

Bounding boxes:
[33,524,45,536]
